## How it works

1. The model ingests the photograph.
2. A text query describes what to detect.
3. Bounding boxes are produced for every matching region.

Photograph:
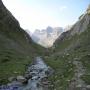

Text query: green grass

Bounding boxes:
[0,49,33,85]
[0,2,47,85]
[0,2,90,88]
[81,75,90,85]
[0,39,46,85]
[43,26,90,89]
[0,31,46,85]
[44,55,75,90]
[80,55,90,85]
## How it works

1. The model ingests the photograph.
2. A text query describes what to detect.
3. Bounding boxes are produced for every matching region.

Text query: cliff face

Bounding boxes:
[70,14,90,35]
[54,9,90,46]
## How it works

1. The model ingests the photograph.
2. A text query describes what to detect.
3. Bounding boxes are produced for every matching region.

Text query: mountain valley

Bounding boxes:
[0,0,90,90]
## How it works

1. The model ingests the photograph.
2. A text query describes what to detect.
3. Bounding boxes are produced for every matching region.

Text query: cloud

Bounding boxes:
[59,6,67,11]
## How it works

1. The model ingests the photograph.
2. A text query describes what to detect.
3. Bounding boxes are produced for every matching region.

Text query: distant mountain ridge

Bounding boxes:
[31,26,63,47]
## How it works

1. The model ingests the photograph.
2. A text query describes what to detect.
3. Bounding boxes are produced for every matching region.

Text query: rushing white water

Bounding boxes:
[0,57,53,90]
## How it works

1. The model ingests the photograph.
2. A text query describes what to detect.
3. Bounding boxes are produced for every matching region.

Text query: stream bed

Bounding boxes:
[0,57,53,90]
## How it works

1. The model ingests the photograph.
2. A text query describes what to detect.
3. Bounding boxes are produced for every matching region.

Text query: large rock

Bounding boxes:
[17,76,27,84]
[8,77,17,82]
[86,85,90,89]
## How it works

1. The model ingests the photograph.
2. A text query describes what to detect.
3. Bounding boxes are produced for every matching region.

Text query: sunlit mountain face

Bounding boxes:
[31,26,64,47]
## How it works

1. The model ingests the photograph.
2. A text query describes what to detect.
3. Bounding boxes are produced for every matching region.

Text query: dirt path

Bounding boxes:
[68,60,86,90]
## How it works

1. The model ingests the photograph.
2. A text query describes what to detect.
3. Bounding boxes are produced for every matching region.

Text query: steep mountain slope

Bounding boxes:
[31,26,63,47]
[44,6,90,90]
[0,0,45,85]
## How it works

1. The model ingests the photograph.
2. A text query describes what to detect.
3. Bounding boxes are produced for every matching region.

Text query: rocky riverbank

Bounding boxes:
[0,57,54,90]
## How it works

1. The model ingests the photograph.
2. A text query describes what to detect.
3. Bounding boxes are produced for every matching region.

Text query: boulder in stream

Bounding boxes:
[17,76,27,84]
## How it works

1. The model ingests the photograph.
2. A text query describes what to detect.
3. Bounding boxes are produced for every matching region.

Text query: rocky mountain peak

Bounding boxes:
[31,26,63,47]
[46,26,53,33]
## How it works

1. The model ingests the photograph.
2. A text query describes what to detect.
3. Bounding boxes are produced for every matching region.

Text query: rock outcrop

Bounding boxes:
[54,5,90,45]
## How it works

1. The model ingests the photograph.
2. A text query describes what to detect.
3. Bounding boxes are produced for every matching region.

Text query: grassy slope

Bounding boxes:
[0,1,46,85]
[44,23,90,89]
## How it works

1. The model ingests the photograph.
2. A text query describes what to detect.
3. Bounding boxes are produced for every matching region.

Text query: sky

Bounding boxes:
[2,0,90,32]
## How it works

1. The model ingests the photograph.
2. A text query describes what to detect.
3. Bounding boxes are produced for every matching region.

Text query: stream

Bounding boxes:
[0,57,53,90]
